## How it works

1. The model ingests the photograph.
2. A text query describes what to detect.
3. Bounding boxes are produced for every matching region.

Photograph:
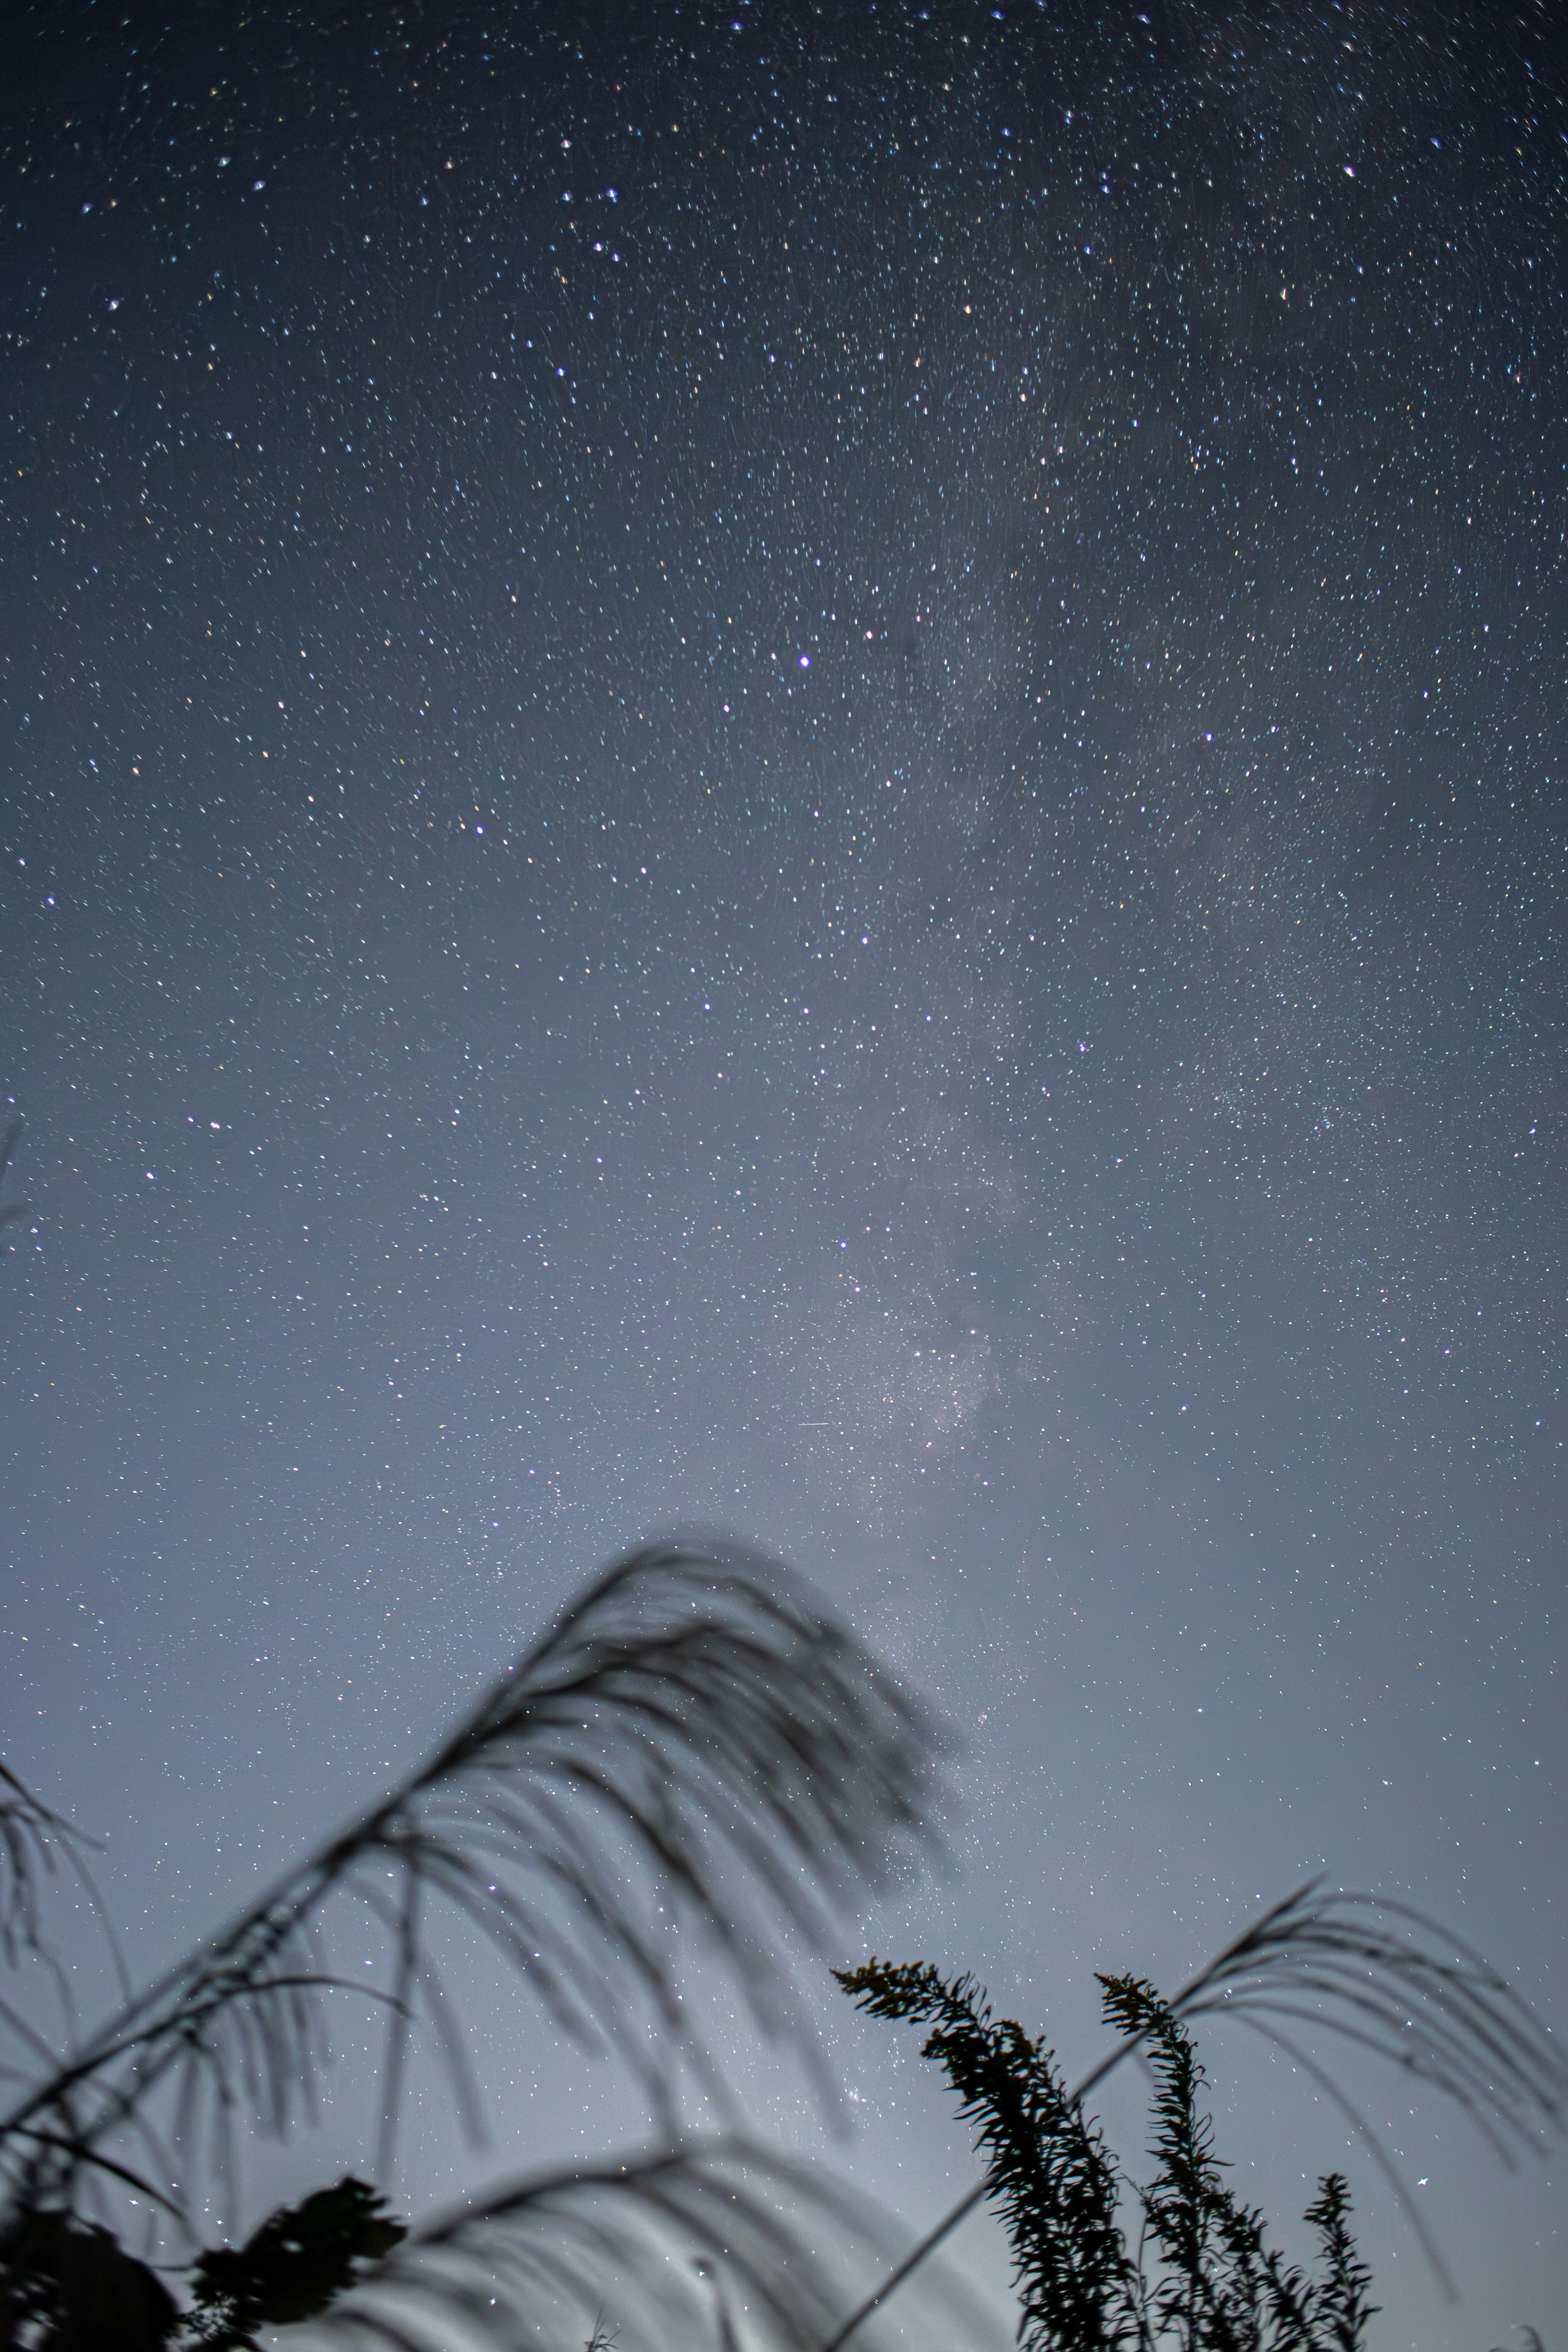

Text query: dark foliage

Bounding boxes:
[182,2177,405,2347]
[0,2177,405,2350]
[842,1959,1129,2350]
[838,1957,1380,2352]
[1299,2176,1377,2352]
[0,2207,178,2352]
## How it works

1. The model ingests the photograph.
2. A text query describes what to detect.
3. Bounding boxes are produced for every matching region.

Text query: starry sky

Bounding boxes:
[2,3,1565,2343]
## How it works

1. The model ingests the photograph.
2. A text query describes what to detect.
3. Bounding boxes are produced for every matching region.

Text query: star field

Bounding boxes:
[3,4,1565,2341]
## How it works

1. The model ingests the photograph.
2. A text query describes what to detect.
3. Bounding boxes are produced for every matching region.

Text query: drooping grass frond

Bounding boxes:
[286,2138,1007,2352]
[0,1762,119,2002]
[0,1117,28,1258]
[0,1539,948,2224]
[0,1765,74,1971]
[1166,1881,1568,2162]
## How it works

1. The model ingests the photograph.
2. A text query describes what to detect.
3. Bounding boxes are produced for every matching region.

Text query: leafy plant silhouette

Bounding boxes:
[838,1957,1378,2352]
[181,2177,405,2347]
[0,2175,408,2352]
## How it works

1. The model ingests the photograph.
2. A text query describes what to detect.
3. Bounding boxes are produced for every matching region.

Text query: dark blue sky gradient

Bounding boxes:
[3,5,1565,2341]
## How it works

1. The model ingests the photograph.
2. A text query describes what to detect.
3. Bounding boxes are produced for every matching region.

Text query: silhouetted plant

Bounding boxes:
[838,1956,1380,2352]
[0,2203,180,2350]
[180,2177,405,2348]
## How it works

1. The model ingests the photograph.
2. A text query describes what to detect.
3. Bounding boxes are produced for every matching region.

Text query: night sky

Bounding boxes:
[3,3,1565,2343]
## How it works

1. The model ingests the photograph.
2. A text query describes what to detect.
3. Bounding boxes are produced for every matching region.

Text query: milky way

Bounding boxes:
[3,5,1564,2340]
